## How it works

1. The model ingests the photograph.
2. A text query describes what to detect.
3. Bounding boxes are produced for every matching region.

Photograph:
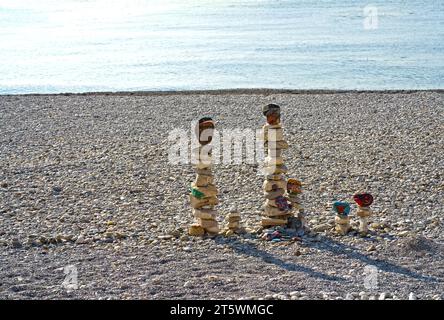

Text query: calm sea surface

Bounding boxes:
[0,0,443,94]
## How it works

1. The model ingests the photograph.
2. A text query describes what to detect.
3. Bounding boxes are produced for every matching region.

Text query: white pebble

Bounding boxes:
[359,292,368,300]
[345,293,354,300]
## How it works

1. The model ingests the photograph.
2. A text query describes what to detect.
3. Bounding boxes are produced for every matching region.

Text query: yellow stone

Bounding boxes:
[356,207,372,218]
[188,224,205,236]
[227,212,241,218]
[263,205,290,217]
[206,226,220,234]
[190,182,218,197]
[335,216,351,235]
[227,221,240,229]
[264,188,285,199]
[197,168,212,175]
[225,229,234,237]
[370,222,381,229]
[227,216,241,223]
[194,174,214,187]
[265,174,285,181]
[199,219,219,234]
[190,195,219,209]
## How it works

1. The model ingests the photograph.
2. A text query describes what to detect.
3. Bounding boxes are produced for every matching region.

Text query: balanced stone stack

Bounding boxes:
[353,193,374,235]
[261,104,292,227]
[189,118,220,236]
[333,201,351,235]
[225,210,242,232]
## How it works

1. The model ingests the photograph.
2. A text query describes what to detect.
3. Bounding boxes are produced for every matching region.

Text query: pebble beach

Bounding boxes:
[0,90,443,300]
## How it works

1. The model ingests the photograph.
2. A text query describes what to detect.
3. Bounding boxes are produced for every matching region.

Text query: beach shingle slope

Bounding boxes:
[0,91,443,299]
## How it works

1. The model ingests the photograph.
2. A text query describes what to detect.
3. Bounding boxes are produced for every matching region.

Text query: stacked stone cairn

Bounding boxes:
[333,201,351,235]
[261,104,293,227]
[224,209,243,235]
[353,193,374,235]
[188,117,220,236]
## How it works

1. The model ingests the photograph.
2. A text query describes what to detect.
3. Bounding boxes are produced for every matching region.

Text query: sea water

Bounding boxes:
[0,0,443,94]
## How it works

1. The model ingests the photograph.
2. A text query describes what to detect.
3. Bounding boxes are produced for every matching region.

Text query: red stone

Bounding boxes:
[353,193,373,207]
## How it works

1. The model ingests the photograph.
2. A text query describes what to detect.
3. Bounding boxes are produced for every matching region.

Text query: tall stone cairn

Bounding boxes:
[188,118,220,236]
[261,104,292,227]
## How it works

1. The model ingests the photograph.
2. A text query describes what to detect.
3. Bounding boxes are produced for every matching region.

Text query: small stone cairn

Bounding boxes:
[223,209,244,236]
[353,192,374,236]
[333,201,351,235]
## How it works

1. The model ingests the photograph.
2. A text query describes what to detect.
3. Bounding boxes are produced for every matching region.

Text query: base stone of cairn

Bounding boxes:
[333,201,351,235]
[188,224,205,237]
[335,215,351,235]
[188,117,220,236]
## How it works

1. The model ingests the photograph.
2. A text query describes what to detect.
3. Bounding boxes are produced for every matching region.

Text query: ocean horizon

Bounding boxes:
[1,0,443,94]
